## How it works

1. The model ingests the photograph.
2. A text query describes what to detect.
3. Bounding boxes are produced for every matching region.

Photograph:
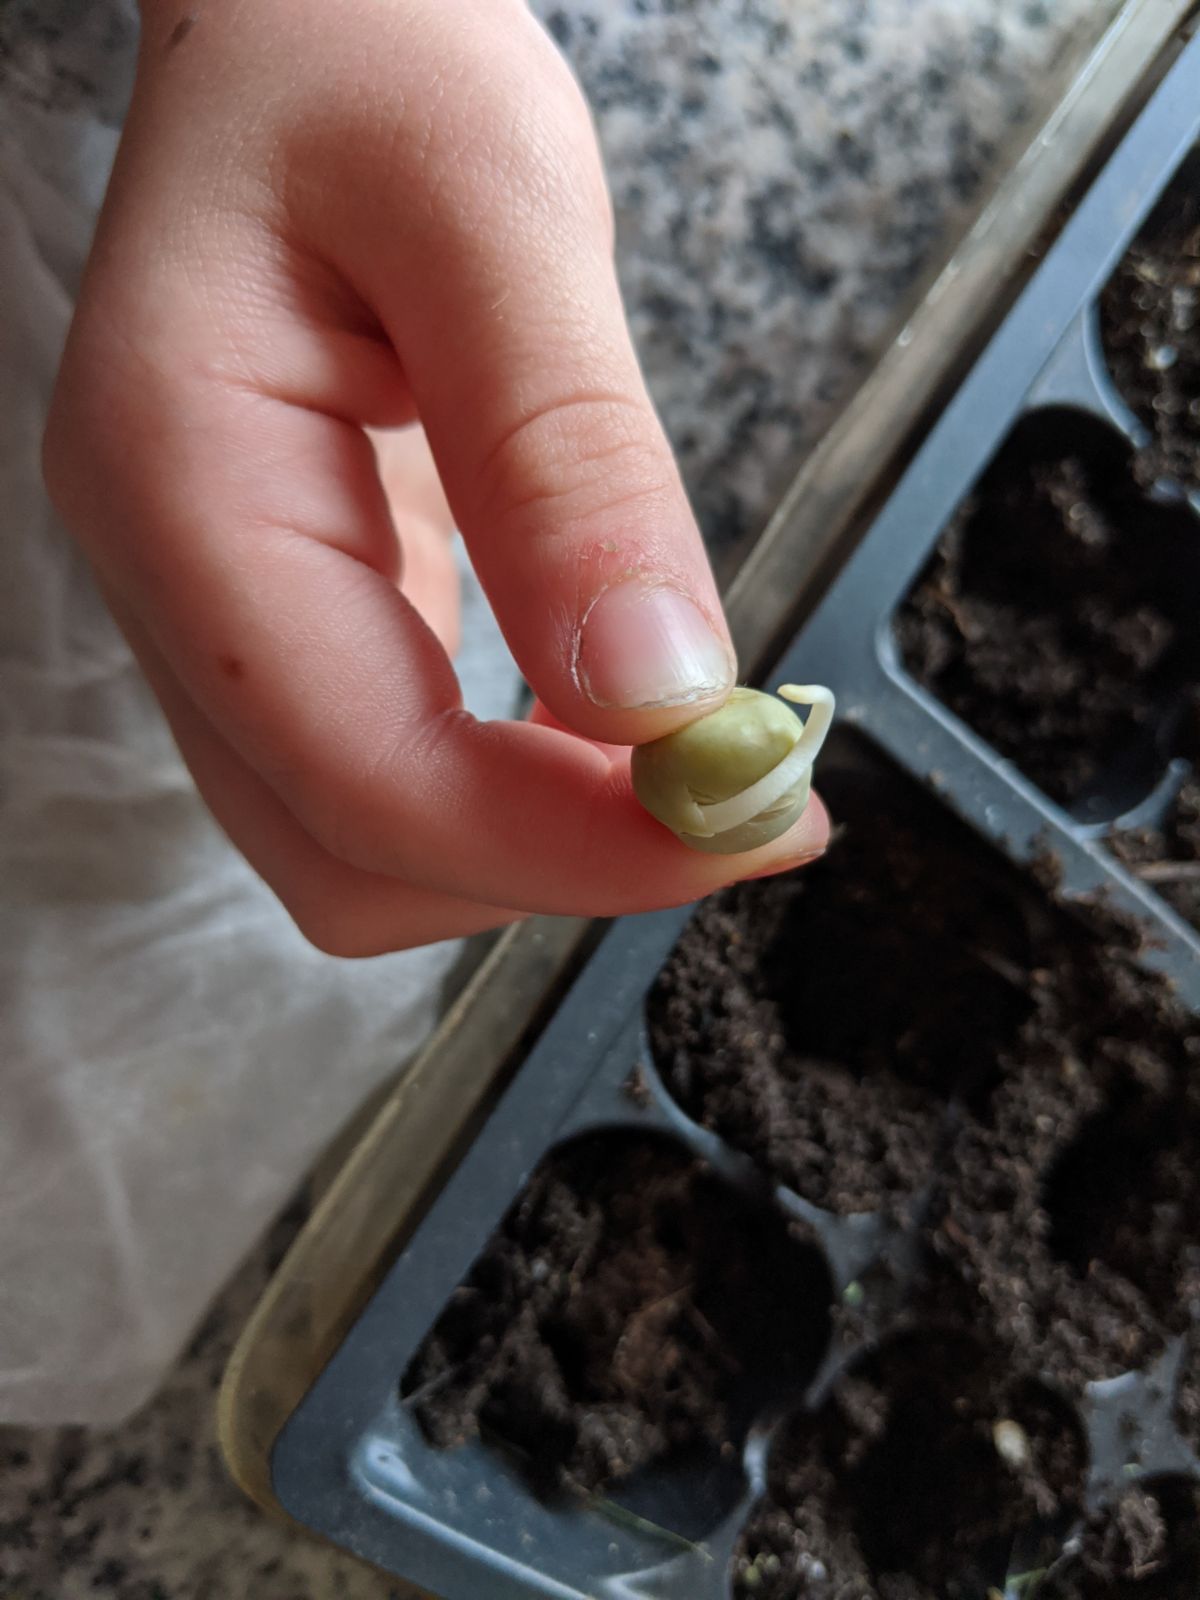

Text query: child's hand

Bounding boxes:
[44,0,828,953]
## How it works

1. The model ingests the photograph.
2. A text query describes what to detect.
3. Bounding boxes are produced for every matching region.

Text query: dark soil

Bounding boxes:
[1173,1328,1200,1453]
[1107,692,1200,933]
[1046,1083,1200,1319]
[650,754,1199,1383]
[1109,776,1200,932]
[733,1331,1086,1600]
[401,1133,830,1500]
[646,763,1036,1215]
[1100,146,1200,495]
[895,413,1200,810]
[1039,1478,1200,1599]
[926,1086,1200,1387]
[406,747,1198,1589]
[922,857,1200,1385]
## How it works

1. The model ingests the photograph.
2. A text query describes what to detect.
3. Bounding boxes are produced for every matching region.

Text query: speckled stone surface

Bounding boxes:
[0,0,1120,1595]
[556,0,1119,578]
[0,1206,409,1600]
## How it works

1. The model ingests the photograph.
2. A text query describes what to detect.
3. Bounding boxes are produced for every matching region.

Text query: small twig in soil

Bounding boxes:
[1004,1570,1048,1600]
[581,1493,714,1557]
[613,1285,690,1359]
[401,1358,464,1409]
[611,1284,698,1384]
[1133,860,1200,883]
[931,583,981,641]
[940,1214,972,1250]
[971,947,1032,992]
[685,1304,731,1360]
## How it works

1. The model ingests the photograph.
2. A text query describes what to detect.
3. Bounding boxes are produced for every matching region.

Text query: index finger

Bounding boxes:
[313,3,738,748]
[51,353,825,915]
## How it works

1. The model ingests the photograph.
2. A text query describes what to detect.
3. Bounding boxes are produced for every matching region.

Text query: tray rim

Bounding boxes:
[217,0,1200,1542]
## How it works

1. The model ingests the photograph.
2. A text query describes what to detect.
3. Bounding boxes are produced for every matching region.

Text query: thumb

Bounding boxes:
[334,10,736,745]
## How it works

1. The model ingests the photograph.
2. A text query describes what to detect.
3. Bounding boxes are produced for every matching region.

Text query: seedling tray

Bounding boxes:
[261,17,1200,1600]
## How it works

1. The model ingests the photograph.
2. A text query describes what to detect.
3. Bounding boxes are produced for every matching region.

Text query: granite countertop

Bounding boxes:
[0,0,1119,1595]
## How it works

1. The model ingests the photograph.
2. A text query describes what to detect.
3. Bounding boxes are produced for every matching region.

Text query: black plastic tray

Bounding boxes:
[272,31,1200,1600]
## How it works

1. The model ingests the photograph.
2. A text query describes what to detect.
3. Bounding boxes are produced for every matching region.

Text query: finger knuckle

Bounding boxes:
[476,392,675,536]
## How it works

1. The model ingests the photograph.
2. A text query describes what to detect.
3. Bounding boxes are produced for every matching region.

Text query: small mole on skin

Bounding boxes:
[166,14,198,51]
[218,654,246,682]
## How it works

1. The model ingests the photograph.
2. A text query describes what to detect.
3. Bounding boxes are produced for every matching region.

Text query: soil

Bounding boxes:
[894,413,1200,810]
[925,1055,1200,1386]
[1109,775,1200,932]
[1039,1478,1200,1599]
[733,1331,1086,1600]
[1173,1328,1200,1453]
[401,1133,830,1500]
[646,754,1200,1275]
[912,842,1200,1386]
[646,764,1036,1216]
[1107,691,1200,933]
[622,1063,653,1110]
[649,756,1198,1387]
[406,750,1199,1588]
[1100,146,1200,496]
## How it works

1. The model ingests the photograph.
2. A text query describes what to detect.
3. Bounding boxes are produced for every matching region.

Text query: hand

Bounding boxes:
[45,0,828,955]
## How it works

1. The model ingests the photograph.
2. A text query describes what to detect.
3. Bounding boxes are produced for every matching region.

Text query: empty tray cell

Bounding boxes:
[894,409,1200,819]
[401,1131,831,1513]
[647,737,1038,1217]
[732,1330,1087,1600]
[1100,142,1200,496]
[1038,1476,1200,1598]
[925,885,1200,1386]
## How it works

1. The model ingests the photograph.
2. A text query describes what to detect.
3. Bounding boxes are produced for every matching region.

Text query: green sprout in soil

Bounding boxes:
[477,1424,707,1558]
[632,684,834,854]
[1003,1568,1048,1600]
[587,1495,711,1558]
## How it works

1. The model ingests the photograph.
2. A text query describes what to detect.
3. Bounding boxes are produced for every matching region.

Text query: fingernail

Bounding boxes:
[577,581,734,710]
[741,846,828,882]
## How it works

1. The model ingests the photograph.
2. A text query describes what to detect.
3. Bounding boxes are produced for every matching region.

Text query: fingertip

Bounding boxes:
[803,786,832,845]
[725,789,832,884]
[573,578,735,734]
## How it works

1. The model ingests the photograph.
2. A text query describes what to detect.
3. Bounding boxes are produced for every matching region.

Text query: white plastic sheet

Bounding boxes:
[0,88,521,1426]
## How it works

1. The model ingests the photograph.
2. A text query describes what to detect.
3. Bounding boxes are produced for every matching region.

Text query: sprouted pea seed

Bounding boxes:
[631,683,834,854]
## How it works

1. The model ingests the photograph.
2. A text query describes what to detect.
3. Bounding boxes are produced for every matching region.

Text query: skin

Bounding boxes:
[43,0,828,956]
